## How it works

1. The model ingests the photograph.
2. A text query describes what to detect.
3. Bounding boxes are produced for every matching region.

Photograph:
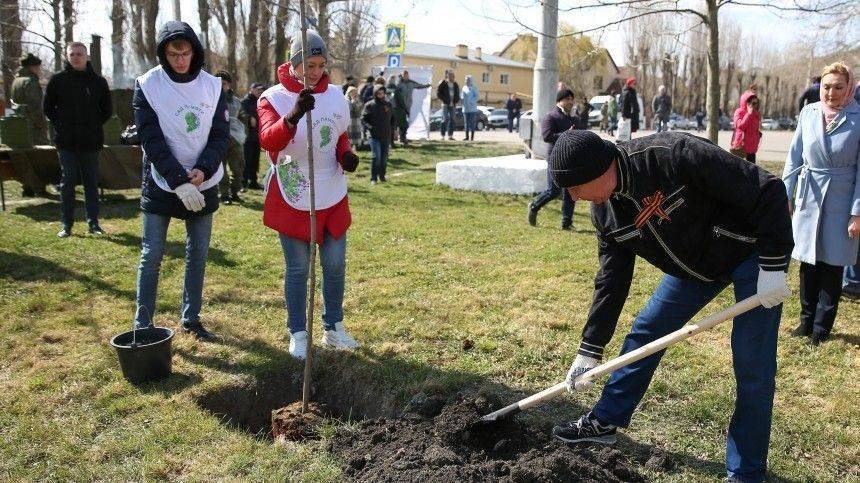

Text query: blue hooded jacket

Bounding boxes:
[133,21,229,219]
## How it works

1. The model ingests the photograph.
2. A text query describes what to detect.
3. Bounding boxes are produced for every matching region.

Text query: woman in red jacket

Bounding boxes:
[732,91,762,163]
[257,30,360,360]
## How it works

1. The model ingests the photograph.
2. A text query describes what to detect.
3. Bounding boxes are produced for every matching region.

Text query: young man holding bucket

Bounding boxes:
[550,130,793,482]
[132,21,229,341]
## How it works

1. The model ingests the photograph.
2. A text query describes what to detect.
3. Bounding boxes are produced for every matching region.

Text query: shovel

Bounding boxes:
[478,294,764,424]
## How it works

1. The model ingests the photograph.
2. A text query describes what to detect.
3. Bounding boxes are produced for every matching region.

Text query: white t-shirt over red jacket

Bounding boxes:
[257,63,354,243]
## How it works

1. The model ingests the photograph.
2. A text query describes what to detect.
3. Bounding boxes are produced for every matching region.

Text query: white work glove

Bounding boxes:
[756,268,791,308]
[565,354,599,392]
[175,183,205,212]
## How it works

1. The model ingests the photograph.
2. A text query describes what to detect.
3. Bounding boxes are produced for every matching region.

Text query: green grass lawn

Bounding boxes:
[0,141,857,481]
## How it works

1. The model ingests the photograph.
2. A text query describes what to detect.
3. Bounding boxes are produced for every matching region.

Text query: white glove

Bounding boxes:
[756,268,791,309]
[175,183,205,212]
[565,354,600,392]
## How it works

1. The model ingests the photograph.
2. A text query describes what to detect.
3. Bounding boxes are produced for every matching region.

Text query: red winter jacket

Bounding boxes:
[732,91,762,155]
[257,63,354,243]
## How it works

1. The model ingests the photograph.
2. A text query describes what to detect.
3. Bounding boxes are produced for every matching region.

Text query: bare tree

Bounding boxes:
[211,0,237,76]
[256,0,273,82]
[328,0,377,78]
[111,0,125,86]
[0,0,24,98]
[61,0,72,42]
[273,0,290,69]
[504,0,846,142]
[127,0,159,72]
[198,0,210,57]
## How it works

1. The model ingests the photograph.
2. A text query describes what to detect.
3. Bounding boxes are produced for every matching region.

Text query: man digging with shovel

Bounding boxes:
[550,131,793,483]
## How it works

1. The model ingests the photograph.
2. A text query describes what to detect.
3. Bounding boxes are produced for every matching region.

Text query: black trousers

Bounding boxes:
[243,140,261,186]
[798,261,844,337]
[58,149,100,228]
[746,153,757,164]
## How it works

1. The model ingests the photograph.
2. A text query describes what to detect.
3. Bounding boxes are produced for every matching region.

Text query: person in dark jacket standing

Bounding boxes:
[436,70,460,140]
[620,77,640,133]
[527,89,577,230]
[11,53,48,197]
[505,93,522,133]
[132,21,229,341]
[652,85,672,133]
[44,42,112,237]
[797,76,821,112]
[241,82,265,189]
[548,130,792,483]
[359,75,375,104]
[362,85,393,184]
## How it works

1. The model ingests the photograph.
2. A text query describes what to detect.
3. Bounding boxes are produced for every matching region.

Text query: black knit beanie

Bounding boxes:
[549,130,619,187]
[556,89,574,102]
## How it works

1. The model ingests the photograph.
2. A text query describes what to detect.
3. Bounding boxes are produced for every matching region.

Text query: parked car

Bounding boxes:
[476,105,494,119]
[429,106,489,132]
[777,117,797,130]
[487,108,518,130]
[761,118,780,130]
[667,113,691,130]
[588,95,613,127]
[706,115,733,131]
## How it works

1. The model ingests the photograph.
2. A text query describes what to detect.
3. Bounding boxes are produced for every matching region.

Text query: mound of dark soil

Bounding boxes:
[271,401,328,441]
[328,393,647,482]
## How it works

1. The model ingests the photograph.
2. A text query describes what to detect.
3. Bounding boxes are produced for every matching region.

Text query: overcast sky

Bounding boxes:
[38,0,831,80]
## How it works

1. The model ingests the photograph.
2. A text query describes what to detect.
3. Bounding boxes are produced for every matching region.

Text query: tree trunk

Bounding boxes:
[226,0,237,76]
[143,0,159,67]
[197,0,209,58]
[111,0,126,87]
[274,0,289,70]
[245,0,259,88]
[0,0,23,99]
[721,61,734,116]
[705,0,720,143]
[52,0,62,71]
[257,1,272,82]
[313,0,329,42]
[62,0,73,44]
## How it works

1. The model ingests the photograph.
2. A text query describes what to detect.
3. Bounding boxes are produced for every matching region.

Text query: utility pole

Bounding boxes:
[531,0,558,159]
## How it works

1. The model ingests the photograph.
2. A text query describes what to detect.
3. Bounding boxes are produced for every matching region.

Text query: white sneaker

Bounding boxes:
[289,330,308,360]
[322,323,360,350]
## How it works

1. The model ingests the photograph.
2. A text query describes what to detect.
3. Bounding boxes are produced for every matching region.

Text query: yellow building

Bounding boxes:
[367,41,533,108]
[497,34,621,99]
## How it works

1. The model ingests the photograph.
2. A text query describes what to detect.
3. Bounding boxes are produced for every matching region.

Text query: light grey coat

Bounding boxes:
[783,100,860,266]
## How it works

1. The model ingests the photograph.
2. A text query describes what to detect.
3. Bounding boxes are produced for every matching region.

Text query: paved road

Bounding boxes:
[439,127,795,166]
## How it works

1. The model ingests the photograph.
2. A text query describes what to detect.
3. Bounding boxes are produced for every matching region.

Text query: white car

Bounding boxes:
[476,105,494,119]
[761,118,780,130]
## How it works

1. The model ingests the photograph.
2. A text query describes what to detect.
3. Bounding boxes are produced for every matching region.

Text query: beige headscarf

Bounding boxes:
[820,63,856,132]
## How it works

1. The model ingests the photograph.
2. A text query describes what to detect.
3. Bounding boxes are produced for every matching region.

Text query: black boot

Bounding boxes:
[88,223,105,235]
[527,203,538,226]
[791,321,812,338]
[182,322,217,341]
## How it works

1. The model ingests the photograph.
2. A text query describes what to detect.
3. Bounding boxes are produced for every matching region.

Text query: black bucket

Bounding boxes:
[110,326,174,384]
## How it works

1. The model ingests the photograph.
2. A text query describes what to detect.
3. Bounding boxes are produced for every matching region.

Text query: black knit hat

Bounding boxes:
[556,88,574,102]
[549,130,619,188]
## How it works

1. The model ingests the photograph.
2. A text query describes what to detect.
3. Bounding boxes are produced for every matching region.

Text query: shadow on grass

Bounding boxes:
[12,196,141,221]
[0,249,136,299]
[100,232,238,268]
[830,332,860,347]
[184,327,732,480]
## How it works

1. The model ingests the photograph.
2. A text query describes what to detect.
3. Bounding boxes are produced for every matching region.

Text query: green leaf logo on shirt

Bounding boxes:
[185,111,200,133]
[319,125,332,148]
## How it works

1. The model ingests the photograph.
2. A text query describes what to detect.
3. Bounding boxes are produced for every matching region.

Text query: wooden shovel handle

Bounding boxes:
[516,295,763,412]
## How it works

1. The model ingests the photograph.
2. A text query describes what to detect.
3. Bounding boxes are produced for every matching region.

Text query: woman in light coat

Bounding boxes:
[783,61,860,345]
[461,75,479,141]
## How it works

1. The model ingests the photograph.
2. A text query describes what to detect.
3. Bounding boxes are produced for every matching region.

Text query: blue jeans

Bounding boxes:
[507,114,520,133]
[530,167,574,225]
[279,232,346,333]
[591,255,780,482]
[368,137,389,182]
[441,105,455,137]
[58,149,100,228]
[464,111,477,138]
[844,245,860,294]
[135,212,213,328]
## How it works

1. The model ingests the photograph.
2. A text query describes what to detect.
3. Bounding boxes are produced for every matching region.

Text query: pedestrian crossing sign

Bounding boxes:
[385,23,405,53]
